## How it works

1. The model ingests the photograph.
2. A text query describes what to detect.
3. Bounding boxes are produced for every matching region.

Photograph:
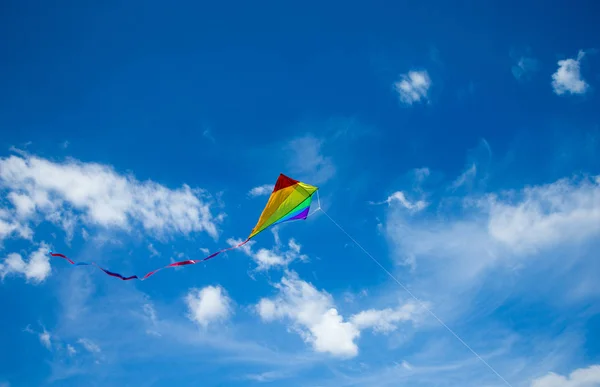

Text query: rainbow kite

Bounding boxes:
[49,174,318,280]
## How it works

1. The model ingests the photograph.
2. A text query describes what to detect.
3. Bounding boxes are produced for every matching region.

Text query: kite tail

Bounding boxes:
[48,239,250,281]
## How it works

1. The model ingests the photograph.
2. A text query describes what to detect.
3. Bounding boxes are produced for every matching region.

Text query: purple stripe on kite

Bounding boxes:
[288,206,310,220]
[273,206,310,226]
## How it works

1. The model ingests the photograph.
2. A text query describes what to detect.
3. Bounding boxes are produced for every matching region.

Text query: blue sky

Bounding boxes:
[1,1,600,386]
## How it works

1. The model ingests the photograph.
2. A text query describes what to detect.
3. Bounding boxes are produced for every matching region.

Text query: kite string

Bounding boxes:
[316,200,513,387]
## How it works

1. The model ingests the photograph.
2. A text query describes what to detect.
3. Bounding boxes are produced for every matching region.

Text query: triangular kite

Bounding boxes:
[248,173,318,239]
[49,173,318,280]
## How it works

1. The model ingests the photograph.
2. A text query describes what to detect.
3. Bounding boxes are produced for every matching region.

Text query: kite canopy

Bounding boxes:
[49,173,318,281]
[248,173,318,240]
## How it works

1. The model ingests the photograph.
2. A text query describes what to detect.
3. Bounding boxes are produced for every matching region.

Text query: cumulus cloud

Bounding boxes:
[228,231,308,271]
[394,70,431,105]
[256,271,423,357]
[0,245,51,283]
[0,210,32,242]
[531,364,600,387]
[39,328,52,350]
[256,271,360,357]
[552,50,589,95]
[248,184,274,197]
[186,285,233,328]
[0,154,222,242]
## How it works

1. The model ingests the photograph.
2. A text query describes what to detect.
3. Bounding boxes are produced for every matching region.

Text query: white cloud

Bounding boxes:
[413,167,430,183]
[0,154,223,242]
[450,163,477,191]
[228,230,308,271]
[66,344,77,356]
[77,338,101,353]
[39,328,52,350]
[286,134,335,185]
[0,217,31,243]
[394,70,431,105]
[142,302,161,337]
[487,175,600,254]
[147,243,160,257]
[256,271,360,357]
[552,50,589,95]
[256,271,422,358]
[350,301,422,333]
[385,173,600,300]
[244,370,291,383]
[248,184,274,197]
[186,285,233,328]
[531,365,600,387]
[375,191,428,212]
[0,245,51,283]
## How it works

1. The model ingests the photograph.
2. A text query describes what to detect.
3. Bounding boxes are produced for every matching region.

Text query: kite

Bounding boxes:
[49,173,318,281]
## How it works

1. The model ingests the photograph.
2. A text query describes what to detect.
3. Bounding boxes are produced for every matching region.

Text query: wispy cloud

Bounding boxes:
[77,338,101,353]
[512,56,539,81]
[394,70,431,105]
[286,134,336,185]
[370,191,428,212]
[552,50,589,95]
[388,173,600,270]
[350,301,423,333]
[24,323,53,351]
[487,175,600,254]
[248,184,274,197]
[43,269,324,384]
[147,243,160,257]
[203,129,216,143]
[449,163,477,190]
[413,167,430,184]
[317,326,584,387]
[39,328,52,350]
